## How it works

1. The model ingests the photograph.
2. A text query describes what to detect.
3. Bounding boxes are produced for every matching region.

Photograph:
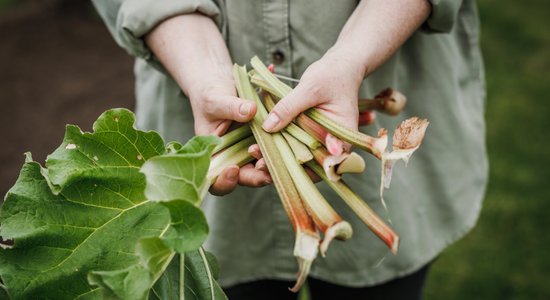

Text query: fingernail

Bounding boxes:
[239,102,252,116]
[264,178,273,185]
[226,168,238,181]
[248,145,256,154]
[263,113,280,132]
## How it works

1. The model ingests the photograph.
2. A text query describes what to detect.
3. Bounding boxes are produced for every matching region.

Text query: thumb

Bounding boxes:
[262,86,316,132]
[208,95,257,123]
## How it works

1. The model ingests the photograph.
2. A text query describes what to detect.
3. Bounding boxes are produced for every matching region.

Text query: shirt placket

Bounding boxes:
[262,0,292,78]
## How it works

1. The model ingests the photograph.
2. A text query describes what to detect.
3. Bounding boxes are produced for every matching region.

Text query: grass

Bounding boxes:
[423,0,550,299]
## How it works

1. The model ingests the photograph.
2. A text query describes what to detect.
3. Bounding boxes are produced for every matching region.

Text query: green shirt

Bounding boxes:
[93,0,487,287]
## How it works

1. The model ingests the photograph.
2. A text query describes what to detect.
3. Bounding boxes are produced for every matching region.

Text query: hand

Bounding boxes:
[186,69,274,196]
[262,0,431,140]
[262,48,365,150]
[145,14,271,196]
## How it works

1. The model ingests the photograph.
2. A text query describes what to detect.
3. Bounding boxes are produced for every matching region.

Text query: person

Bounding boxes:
[92,0,487,299]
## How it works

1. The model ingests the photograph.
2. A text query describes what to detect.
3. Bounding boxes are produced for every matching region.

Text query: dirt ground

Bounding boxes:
[0,2,135,198]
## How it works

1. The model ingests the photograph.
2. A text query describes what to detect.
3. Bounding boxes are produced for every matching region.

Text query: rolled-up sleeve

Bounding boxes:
[92,0,223,63]
[423,0,463,33]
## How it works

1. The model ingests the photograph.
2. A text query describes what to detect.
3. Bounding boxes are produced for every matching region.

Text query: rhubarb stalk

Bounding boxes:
[306,160,399,254]
[208,135,256,184]
[236,63,352,257]
[282,131,313,164]
[233,64,319,292]
[213,125,252,154]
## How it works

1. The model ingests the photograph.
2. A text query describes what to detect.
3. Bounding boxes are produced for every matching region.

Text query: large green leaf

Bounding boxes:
[140,135,219,204]
[150,249,226,300]
[0,159,168,299]
[159,200,209,254]
[46,108,165,194]
[0,109,226,300]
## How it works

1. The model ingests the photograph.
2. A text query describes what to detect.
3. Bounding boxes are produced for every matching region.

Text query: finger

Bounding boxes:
[207,95,257,123]
[325,133,345,156]
[248,144,263,160]
[262,84,317,132]
[209,165,239,196]
[238,164,272,187]
[255,158,268,172]
[212,120,232,137]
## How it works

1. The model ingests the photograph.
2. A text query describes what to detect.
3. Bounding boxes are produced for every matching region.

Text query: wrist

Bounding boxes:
[322,45,368,85]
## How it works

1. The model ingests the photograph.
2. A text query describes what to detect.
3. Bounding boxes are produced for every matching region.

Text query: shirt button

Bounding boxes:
[272,49,285,64]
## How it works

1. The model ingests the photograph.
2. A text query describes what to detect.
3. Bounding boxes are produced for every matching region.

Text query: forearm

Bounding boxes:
[145,13,233,98]
[329,0,431,77]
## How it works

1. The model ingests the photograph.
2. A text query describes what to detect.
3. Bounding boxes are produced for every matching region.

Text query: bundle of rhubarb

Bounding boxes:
[207,57,429,292]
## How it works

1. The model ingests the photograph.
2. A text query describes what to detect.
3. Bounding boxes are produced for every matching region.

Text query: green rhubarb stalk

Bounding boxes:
[237,63,352,258]
[262,93,321,150]
[234,64,319,292]
[262,92,352,254]
[208,135,256,184]
[271,131,352,257]
[282,131,313,164]
[306,160,399,254]
[213,125,252,154]
[250,56,388,159]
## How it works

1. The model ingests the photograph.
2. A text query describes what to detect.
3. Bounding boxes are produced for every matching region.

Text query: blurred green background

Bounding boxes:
[424,0,550,299]
[1,0,549,299]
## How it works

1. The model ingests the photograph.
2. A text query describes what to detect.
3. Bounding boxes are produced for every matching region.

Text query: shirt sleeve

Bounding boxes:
[423,0,463,33]
[91,0,224,67]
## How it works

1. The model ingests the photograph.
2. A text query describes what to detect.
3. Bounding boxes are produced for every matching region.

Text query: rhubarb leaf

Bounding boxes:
[88,265,153,300]
[0,160,168,299]
[150,249,226,300]
[88,237,172,300]
[141,135,220,204]
[0,109,225,300]
[45,108,165,194]
[159,199,209,253]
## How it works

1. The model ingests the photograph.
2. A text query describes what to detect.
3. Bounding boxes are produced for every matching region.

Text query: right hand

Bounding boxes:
[145,13,272,196]
[186,74,273,196]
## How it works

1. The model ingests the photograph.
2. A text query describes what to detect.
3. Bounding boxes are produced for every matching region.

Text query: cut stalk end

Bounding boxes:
[336,152,366,175]
[319,221,353,257]
[391,235,400,254]
[375,88,407,116]
[290,231,319,292]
